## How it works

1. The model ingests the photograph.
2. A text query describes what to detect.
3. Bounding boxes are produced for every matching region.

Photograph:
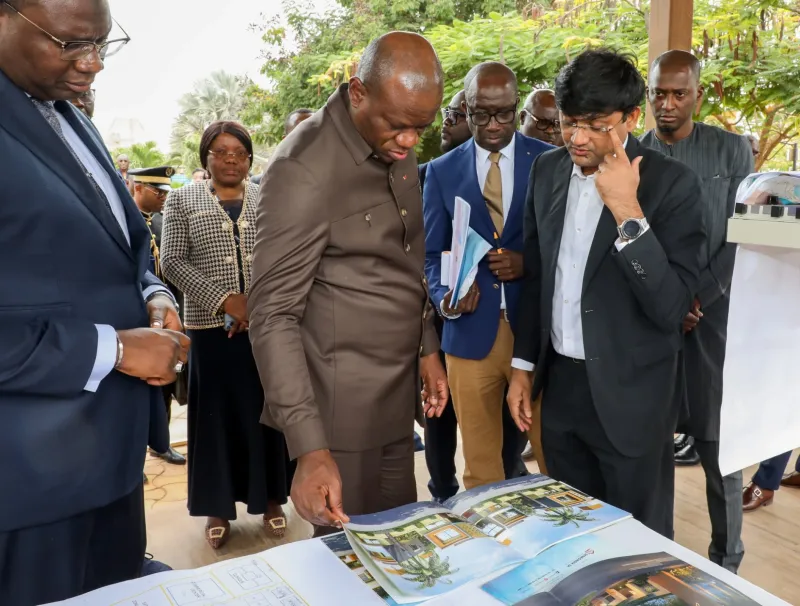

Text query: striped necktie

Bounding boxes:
[30,98,114,215]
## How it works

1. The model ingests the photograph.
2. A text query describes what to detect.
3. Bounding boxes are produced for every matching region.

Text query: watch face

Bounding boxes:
[622,220,642,238]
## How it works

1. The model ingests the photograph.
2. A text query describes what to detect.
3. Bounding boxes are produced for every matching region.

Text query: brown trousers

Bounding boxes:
[313,436,417,537]
[447,320,546,489]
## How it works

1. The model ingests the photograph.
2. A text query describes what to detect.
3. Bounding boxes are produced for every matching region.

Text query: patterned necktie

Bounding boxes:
[30,98,114,215]
[484,151,504,235]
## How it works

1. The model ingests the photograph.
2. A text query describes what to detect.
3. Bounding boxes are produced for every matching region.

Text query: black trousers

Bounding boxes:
[0,485,145,606]
[541,353,675,538]
[424,348,527,501]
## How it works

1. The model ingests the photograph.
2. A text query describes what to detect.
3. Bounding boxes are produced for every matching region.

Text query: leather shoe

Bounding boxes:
[674,436,700,466]
[742,483,774,511]
[150,447,186,465]
[674,433,690,454]
[522,442,535,461]
[780,472,800,488]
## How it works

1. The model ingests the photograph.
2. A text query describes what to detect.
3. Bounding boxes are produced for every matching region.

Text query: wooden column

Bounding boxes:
[645,0,694,129]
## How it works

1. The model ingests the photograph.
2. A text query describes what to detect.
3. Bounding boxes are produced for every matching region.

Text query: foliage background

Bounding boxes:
[237,0,800,169]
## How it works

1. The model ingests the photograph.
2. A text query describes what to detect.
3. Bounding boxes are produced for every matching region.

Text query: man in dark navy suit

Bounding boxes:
[0,0,189,603]
[424,63,553,489]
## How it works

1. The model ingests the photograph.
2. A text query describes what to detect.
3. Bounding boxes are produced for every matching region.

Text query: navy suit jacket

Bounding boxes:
[0,70,169,532]
[423,133,553,360]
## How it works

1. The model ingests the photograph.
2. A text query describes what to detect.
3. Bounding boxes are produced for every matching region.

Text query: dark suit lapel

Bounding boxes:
[543,153,573,277]
[56,102,137,261]
[505,133,529,237]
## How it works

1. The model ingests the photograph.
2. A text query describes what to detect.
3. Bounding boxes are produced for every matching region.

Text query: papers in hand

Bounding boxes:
[441,197,492,307]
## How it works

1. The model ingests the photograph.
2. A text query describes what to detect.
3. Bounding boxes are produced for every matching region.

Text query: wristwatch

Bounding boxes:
[617,217,649,242]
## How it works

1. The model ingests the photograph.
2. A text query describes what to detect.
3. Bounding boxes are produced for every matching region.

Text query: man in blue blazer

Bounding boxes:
[0,1,189,603]
[423,62,553,489]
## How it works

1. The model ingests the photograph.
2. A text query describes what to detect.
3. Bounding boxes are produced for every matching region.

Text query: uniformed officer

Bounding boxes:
[129,166,187,466]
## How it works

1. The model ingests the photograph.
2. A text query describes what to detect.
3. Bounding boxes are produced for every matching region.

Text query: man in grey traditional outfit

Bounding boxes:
[640,50,754,573]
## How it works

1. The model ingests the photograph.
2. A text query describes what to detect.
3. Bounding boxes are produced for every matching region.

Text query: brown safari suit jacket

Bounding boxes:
[249,85,439,460]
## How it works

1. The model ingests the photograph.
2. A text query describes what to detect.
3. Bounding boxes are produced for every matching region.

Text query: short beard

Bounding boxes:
[657,121,679,134]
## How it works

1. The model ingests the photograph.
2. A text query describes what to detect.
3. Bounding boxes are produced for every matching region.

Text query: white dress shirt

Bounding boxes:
[475,136,515,310]
[52,110,168,391]
[511,138,634,371]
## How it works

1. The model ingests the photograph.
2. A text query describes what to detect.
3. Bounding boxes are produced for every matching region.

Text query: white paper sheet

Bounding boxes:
[46,540,379,606]
[447,197,471,297]
[719,244,800,476]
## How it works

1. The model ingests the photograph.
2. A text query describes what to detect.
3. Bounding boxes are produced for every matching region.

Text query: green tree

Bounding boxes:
[170,71,252,167]
[110,141,167,169]
[533,506,597,528]
[397,552,459,589]
[299,0,799,166]
[240,0,524,146]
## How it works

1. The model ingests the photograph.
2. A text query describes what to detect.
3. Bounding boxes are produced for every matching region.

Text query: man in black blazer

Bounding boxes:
[508,50,706,538]
[0,1,189,603]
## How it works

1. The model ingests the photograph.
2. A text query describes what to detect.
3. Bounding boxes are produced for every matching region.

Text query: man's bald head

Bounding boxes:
[520,89,563,146]
[464,62,518,104]
[349,32,444,164]
[356,31,444,93]
[461,62,519,152]
[649,50,701,85]
[647,50,703,141]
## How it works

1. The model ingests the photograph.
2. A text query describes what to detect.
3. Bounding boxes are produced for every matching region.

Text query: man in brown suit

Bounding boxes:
[249,32,449,532]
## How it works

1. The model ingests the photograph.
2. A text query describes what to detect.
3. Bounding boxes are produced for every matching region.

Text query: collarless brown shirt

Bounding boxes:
[249,84,438,459]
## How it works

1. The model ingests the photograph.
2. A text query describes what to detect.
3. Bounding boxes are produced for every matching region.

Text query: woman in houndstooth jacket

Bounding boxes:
[161,121,290,550]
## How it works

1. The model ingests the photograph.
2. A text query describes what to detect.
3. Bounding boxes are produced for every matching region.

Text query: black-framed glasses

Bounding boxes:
[468,108,517,127]
[441,107,466,124]
[209,149,251,162]
[3,1,130,60]
[561,114,627,138]
[529,115,561,133]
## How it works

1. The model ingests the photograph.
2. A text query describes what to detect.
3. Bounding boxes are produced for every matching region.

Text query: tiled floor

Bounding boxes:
[145,409,800,602]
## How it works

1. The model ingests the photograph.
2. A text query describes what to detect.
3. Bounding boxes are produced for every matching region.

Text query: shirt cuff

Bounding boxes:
[84,324,117,392]
[511,358,535,372]
[439,298,461,320]
[142,285,175,304]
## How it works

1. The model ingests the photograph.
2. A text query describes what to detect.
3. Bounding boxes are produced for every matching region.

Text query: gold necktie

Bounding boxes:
[484,151,504,235]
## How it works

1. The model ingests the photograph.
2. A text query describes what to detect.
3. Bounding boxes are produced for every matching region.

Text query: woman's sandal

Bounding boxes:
[264,511,287,538]
[205,521,230,549]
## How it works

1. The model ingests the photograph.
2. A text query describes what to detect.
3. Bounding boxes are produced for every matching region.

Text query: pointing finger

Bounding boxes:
[608,126,626,155]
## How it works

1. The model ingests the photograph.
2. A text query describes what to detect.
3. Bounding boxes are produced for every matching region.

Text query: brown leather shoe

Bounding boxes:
[742,483,774,511]
[780,472,800,488]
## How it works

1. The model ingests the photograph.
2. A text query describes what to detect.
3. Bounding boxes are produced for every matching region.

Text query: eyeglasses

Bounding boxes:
[441,107,466,124]
[467,108,517,127]
[208,149,251,162]
[3,1,130,61]
[145,185,169,200]
[528,116,561,133]
[561,115,627,138]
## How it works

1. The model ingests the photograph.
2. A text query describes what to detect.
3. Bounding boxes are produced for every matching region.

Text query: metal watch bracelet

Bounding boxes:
[114,333,124,369]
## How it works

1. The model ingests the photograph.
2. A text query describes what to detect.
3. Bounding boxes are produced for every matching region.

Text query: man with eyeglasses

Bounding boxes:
[519,89,564,147]
[508,49,706,538]
[424,62,553,490]
[130,167,189,468]
[641,50,753,573]
[0,0,187,602]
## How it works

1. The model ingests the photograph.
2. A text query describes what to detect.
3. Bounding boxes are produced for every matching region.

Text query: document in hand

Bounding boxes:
[342,475,631,604]
[446,197,492,307]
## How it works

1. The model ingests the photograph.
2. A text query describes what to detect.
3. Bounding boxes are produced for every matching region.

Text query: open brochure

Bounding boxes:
[482,520,764,605]
[341,474,631,604]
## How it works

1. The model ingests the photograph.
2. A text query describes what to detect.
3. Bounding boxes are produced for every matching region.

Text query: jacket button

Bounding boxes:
[240,220,249,228]
[405,244,411,253]
[246,254,252,262]
[493,283,500,290]
[401,209,408,217]
[225,256,233,263]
